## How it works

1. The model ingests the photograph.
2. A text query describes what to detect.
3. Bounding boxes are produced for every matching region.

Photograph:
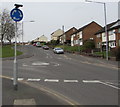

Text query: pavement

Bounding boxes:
[2,77,66,106]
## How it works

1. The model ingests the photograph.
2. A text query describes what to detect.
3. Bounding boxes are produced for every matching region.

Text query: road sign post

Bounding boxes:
[10,4,23,90]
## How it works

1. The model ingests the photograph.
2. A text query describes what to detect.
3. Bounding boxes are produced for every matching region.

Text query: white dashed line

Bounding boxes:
[64,80,78,83]
[22,64,28,67]
[82,80,100,83]
[27,79,40,82]
[44,79,59,82]
[32,62,50,66]
[11,78,24,81]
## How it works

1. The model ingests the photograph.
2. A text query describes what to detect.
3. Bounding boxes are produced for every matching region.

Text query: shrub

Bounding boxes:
[111,47,120,61]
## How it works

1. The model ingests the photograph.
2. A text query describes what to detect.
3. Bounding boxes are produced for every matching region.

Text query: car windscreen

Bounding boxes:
[55,48,62,50]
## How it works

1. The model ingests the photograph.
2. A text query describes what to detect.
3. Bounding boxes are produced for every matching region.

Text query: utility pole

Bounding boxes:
[62,25,65,50]
[22,20,35,46]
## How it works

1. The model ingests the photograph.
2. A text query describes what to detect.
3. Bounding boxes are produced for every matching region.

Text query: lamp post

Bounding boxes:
[85,0,108,60]
[62,25,65,50]
[22,20,35,45]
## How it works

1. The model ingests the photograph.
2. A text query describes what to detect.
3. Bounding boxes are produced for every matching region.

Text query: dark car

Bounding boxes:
[42,45,49,50]
[33,43,36,46]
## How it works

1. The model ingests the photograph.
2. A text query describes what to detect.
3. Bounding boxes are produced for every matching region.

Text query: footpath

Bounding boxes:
[2,77,64,106]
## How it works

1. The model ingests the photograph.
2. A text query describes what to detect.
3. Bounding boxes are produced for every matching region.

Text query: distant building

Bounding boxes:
[59,27,77,45]
[33,35,48,43]
[51,29,63,41]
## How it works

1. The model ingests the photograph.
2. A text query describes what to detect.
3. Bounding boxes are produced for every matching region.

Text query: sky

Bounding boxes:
[0,0,119,42]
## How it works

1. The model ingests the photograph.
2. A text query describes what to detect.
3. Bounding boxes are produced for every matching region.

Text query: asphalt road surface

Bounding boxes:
[2,45,119,106]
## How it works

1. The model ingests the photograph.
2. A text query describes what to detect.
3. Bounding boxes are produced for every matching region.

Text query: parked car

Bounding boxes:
[33,43,36,46]
[42,45,49,50]
[53,48,64,54]
[36,42,41,47]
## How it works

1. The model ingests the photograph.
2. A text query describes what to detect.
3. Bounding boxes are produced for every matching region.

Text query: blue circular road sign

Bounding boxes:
[10,8,23,22]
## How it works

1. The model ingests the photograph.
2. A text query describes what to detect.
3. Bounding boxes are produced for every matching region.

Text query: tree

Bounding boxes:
[82,40,95,53]
[84,40,95,49]
[0,9,16,44]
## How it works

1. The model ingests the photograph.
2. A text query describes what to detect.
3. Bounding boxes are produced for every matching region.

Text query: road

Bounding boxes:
[2,45,119,106]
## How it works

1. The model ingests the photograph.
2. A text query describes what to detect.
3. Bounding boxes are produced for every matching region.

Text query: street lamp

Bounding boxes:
[22,20,35,45]
[85,0,108,60]
[62,25,65,50]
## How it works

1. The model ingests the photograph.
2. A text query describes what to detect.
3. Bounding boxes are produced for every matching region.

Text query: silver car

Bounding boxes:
[53,48,64,54]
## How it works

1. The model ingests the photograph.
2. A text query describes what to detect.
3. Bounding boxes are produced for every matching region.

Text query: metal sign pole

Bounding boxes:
[10,4,23,90]
[13,21,18,90]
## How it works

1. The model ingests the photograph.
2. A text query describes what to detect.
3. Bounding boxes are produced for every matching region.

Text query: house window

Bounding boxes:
[109,30,113,35]
[97,34,101,38]
[97,42,101,48]
[102,33,105,37]
[90,38,93,40]
[110,42,116,47]
[118,28,120,33]
[119,40,120,46]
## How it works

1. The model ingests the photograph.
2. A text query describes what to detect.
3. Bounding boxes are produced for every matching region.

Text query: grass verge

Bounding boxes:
[0,45,23,58]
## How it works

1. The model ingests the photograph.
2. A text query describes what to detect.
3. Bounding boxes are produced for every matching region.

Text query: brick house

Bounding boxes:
[95,19,120,51]
[59,27,77,45]
[71,21,102,46]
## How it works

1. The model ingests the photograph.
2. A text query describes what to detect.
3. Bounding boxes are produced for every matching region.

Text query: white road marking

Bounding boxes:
[32,62,49,66]
[83,80,120,90]
[51,62,60,67]
[57,57,62,59]
[105,81,119,85]
[27,79,40,82]
[64,80,78,83]
[82,80,100,83]
[11,78,24,81]
[54,63,60,66]
[22,64,28,67]
[44,79,59,82]
[99,81,120,90]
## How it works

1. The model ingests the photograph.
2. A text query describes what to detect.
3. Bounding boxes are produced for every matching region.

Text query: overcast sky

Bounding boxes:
[0,0,119,42]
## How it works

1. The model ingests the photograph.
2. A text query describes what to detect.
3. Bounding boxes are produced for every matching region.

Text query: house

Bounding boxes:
[95,19,120,50]
[71,21,102,46]
[33,35,48,43]
[59,27,77,45]
[51,29,63,41]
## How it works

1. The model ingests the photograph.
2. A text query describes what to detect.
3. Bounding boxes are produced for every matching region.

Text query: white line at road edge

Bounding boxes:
[44,79,59,82]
